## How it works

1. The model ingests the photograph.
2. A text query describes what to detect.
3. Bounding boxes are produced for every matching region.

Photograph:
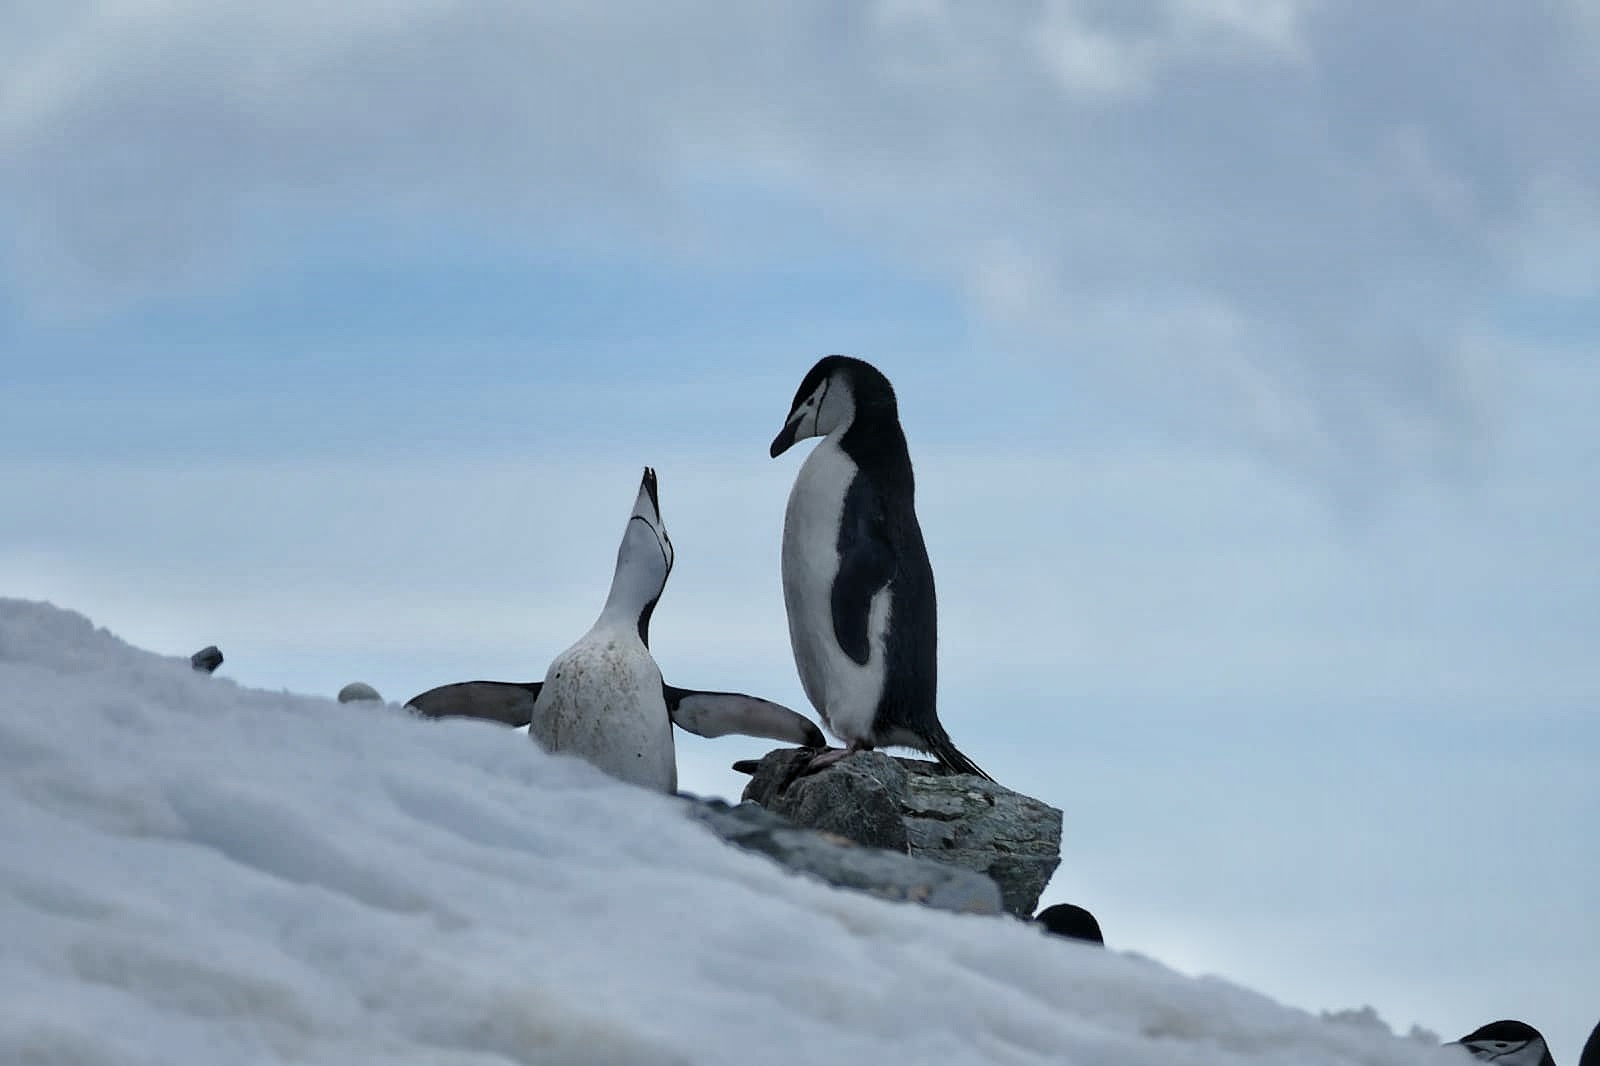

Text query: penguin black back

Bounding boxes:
[825,361,941,755]
[829,359,986,777]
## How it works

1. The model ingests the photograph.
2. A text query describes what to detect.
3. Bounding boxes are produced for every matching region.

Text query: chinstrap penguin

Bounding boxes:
[406,468,824,791]
[769,355,992,781]
[1450,1021,1556,1066]
[1033,903,1104,946]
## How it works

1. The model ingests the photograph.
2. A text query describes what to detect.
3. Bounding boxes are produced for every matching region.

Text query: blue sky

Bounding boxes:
[3,1,1597,1060]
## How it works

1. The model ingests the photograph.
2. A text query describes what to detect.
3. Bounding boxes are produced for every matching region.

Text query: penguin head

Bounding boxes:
[1033,903,1104,946]
[770,355,896,457]
[608,467,675,642]
[1449,1021,1555,1066]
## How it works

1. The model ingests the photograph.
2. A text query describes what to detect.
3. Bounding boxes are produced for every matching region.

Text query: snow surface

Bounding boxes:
[0,598,1473,1066]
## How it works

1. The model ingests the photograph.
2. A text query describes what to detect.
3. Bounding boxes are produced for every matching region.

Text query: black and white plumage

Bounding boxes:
[769,355,992,781]
[1450,1021,1557,1066]
[406,468,824,792]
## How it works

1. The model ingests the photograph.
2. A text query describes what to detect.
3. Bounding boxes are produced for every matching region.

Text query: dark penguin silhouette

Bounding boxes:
[406,468,824,790]
[190,645,223,674]
[1580,1019,1599,1066]
[1033,904,1104,946]
[1451,1021,1556,1066]
[769,355,992,780]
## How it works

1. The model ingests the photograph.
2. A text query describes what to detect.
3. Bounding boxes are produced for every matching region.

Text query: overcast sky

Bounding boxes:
[3,1,1596,1060]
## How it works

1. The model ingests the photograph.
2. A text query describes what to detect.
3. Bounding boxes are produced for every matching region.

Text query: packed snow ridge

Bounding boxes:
[0,598,1466,1066]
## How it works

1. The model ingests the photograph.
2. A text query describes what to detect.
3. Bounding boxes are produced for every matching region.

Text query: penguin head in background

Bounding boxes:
[606,467,675,644]
[769,355,897,458]
[1449,1021,1556,1066]
[1033,903,1105,946]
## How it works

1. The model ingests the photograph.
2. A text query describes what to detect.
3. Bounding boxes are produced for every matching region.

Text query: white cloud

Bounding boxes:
[2,2,1596,488]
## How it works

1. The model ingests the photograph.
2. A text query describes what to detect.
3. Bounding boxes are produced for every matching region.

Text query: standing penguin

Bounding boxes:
[407,467,825,792]
[1450,1021,1557,1066]
[769,355,992,780]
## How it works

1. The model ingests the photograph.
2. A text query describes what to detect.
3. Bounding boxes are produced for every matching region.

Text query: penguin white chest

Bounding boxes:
[529,629,677,793]
[779,438,889,744]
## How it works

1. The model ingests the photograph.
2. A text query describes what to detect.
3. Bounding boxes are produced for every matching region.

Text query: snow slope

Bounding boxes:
[0,599,1468,1066]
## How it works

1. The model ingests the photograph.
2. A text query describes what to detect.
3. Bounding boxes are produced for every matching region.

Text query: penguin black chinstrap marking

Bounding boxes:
[770,355,993,782]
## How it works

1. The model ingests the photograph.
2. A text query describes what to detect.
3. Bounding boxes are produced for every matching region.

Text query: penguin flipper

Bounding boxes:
[831,475,897,666]
[664,686,826,747]
[405,680,543,728]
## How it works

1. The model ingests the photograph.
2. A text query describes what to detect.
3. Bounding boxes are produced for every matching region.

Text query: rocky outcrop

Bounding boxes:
[682,797,1003,916]
[737,749,1062,917]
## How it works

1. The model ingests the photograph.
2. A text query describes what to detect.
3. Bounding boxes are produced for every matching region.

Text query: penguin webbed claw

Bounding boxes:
[786,740,873,785]
[796,746,853,776]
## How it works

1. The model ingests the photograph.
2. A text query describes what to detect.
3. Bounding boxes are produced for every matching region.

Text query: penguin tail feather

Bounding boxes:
[930,734,995,783]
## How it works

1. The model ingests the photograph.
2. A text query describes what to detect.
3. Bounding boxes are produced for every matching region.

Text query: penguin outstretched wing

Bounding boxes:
[664,686,826,747]
[405,680,544,727]
[832,474,897,666]
[406,679,826,747]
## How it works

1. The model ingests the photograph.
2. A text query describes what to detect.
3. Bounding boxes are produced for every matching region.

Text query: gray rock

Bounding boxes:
[338,682,384,704]
[683,797,1003,916]
[739,749,1062,917]
[190,646,224,674]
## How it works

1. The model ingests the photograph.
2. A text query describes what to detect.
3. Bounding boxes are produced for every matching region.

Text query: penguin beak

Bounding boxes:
[635,467,661,523]
[769,417,800,458]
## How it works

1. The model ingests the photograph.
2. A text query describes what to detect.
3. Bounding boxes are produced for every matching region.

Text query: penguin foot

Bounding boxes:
[771,748,834,793]
[797,746,855,775]
[791,740,874,783]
